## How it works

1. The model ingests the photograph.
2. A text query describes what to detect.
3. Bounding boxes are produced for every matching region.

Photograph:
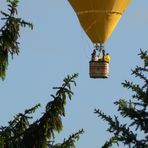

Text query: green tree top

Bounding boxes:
[0,0,33,80]
[95,50,148,148]
[0,73,84,148]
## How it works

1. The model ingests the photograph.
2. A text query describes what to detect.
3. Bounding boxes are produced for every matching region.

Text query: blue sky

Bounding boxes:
[0,0,148,147]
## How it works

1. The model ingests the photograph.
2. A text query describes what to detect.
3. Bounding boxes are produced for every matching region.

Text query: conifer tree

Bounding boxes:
[0,1,83,147]
[0,73,84,148]
[95,50,148,148]
[0,0,33,80]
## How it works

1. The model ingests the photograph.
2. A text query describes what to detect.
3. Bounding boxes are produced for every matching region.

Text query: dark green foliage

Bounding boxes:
[95,50,148,148]
[0,0,33,80]
[0,73,83,148]
[48,129,84,148]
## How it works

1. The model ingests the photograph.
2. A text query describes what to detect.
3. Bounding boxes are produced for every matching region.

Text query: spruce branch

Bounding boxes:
[49,129,84,148]
[138,49,148,67]
[95,50,148,147]
[102,136,119,148]
[95,109,142,147]
[0,74,80,148]
[0,104,41,147]
[20,74,78,147]
[0,0,33,80]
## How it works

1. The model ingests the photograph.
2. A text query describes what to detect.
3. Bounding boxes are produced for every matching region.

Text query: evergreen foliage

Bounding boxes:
[95,50,148,148]
[0,0,33,80]
[0,73,83,148]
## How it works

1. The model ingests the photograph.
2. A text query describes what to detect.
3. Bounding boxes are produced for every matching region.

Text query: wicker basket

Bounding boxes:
[89,61,109,78]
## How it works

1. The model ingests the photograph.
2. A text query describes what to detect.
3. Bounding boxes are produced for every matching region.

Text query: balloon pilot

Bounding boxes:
[104,53,111,63]
[91,49,99,61]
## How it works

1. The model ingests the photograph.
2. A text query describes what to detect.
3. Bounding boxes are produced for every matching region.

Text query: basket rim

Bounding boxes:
[89,60,109,64]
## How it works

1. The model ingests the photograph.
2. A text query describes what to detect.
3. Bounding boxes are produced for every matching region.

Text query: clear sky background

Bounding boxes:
[0,0,148,147]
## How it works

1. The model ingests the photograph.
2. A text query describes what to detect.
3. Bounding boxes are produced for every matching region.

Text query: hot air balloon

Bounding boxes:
[68,0,132,78]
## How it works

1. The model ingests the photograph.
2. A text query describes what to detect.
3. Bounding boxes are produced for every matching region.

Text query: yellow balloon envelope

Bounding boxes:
[68,0,132,44]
